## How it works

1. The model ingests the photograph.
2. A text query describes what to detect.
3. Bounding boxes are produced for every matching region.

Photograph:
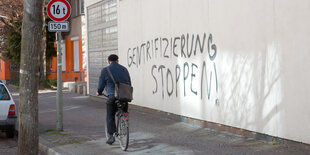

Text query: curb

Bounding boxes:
[39,138,61,155]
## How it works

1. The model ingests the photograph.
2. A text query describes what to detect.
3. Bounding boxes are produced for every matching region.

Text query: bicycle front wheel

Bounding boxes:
[117,114,129,151]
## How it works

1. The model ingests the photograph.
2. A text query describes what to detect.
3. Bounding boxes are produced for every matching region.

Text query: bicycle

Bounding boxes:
[103,96,130,151]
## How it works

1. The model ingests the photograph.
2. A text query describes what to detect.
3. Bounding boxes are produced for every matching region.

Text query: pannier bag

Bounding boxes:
[107,67,133,102]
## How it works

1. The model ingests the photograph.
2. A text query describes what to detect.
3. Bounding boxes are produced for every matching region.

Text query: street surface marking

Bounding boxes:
[39,106,81,114]
[72,96,89,99]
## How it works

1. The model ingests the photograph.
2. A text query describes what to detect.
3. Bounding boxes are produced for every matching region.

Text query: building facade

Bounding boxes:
[0,19,14,84]
[85,0,117,94]
[0,58,10,83]
[86,0,310,144]
[48,0,87,82]
[0,0,87,83]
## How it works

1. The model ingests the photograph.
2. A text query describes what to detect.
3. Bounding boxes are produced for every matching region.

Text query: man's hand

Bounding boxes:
[96,92,99,96]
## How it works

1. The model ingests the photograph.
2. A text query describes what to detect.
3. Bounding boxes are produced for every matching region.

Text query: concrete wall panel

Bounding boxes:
[118,0,310,144]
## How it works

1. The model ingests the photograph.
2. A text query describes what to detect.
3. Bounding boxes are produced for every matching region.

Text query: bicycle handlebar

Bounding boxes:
[97,91,108,97]
[98,94,108,97]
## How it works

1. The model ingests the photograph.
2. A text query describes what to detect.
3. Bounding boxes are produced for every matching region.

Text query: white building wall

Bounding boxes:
[81,15,87,81]
[118,0,310,144]
[85,0,102,94]
[85,0,118,95]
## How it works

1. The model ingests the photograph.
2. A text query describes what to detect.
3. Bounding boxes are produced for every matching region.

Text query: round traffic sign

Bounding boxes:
[47,0,71,22]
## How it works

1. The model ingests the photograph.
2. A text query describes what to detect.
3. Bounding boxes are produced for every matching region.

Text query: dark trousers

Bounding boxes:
[106,95,117,135]
[106,95,129,135]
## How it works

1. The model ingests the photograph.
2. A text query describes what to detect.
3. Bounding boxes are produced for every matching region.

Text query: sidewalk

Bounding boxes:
[8,84,309,155]
[32,90,310,155]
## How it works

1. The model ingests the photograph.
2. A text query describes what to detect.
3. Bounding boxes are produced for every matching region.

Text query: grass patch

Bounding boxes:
[11,81,19,87]
[272,141,281,145]
[45,128,71,137]
[52,138,84,145]
[46,79,57,87]
[45,128,56,132]
[52,131,71,137]
[67,139,83,144]
[44,128,89,146]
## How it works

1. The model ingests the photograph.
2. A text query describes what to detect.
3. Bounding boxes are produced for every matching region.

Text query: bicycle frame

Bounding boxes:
[101,93,129,151]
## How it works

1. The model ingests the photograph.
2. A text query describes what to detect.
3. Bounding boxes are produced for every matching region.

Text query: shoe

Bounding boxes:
[106,136,115,145]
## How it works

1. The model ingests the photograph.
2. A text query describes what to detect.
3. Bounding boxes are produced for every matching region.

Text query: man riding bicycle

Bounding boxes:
[96,54,132,145]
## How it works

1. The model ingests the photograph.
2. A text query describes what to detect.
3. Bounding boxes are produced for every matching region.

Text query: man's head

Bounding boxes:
[108,54,119,64]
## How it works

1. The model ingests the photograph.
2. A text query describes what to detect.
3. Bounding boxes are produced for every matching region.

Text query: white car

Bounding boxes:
[0,82,16,138]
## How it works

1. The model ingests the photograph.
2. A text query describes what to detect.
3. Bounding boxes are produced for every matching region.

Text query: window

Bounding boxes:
[0,84,11,100]
[70,0,84,17]
[61,42,66,71]
[79,0,84,14]
[73,40,79,71]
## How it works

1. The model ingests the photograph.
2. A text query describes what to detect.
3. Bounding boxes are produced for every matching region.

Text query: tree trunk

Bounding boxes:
[18,0,43,154]
[39,13,47,89]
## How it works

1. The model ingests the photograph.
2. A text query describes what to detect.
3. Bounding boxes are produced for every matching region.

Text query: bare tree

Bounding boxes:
[1,0,51,89]
[39,0,47,89]
[0,0,23,31]
[18,0,43,154]
[0,0,23,54]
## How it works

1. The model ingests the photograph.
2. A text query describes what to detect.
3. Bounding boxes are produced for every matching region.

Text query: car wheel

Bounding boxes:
[6,126,15,138]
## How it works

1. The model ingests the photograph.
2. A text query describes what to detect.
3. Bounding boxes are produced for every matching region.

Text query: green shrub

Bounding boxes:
[10,80,20,87]
[46,79,57,87]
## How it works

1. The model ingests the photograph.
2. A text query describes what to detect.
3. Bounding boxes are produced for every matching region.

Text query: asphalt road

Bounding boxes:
[0,132,17,154]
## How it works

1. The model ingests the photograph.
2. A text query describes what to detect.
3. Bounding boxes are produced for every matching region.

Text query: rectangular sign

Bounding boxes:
[48,21,70,32]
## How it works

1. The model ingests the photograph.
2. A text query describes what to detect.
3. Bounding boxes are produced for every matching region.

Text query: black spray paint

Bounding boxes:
[127,33,210,67]
[128,33,218,100]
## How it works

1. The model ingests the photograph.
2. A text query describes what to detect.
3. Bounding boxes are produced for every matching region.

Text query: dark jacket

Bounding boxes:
[97,62,131,95]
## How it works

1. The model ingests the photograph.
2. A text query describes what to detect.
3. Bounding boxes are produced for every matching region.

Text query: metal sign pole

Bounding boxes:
[47,0,70,132]
[56,31,63,131]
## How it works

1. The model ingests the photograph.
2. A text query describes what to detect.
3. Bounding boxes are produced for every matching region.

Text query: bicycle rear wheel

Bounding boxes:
[117,114,129,151]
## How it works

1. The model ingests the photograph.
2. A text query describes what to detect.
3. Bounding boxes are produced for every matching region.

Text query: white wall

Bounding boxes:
[81,15,87,81]
[84,0,101,8]
[61,42,66,71]
[85,0,102,94]
[118,0,310,144]
[85,0,118,95]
